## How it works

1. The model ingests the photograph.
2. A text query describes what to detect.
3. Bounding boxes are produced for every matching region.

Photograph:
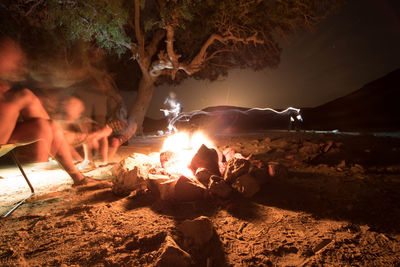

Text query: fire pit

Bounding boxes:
[111,131,285,201]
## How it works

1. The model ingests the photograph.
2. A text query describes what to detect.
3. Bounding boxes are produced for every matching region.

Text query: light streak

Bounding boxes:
[167,106,303,133]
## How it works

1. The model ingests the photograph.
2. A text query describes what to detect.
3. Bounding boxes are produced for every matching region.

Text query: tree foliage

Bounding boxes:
[4,0,341,83]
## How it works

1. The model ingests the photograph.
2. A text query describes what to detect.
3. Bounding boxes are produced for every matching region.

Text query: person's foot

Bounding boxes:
[76,159,96,171]
[72,176,102,187]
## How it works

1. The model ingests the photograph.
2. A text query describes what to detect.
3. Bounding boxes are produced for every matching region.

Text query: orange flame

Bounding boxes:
[159,131,215,178]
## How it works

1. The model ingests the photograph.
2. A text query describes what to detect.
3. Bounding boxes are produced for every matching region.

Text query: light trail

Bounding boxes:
[167,106,303,133]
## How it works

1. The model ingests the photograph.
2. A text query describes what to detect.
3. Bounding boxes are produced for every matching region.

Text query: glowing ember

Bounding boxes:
[158,131,215,178]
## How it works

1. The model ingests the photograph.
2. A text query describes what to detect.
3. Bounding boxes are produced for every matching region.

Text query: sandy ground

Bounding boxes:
[0,131,399,266]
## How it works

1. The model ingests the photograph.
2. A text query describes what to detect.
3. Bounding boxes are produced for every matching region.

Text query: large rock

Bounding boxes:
[189,144,220,175]
[148,174,177,200]
[155,235,192,267]
[111,154,153,196]
[179,216,214,248]
[223,158,250,184]
[232,174,260,198]
[208,175,232,199]
[174,176,207,202]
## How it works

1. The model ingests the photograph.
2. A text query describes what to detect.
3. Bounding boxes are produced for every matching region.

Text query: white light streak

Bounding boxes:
[167,106,303,133]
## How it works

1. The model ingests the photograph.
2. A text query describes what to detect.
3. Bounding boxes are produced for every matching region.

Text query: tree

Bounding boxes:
[3,0,341,136]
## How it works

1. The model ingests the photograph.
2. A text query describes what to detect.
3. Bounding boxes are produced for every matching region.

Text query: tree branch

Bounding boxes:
[205,48,233,62]
[180,31,264,76]
[134,0,145,55]
[164,25,181,80]
[146,29,165,58]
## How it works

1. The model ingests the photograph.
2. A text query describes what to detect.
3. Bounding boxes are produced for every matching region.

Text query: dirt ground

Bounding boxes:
[1,131,400,266]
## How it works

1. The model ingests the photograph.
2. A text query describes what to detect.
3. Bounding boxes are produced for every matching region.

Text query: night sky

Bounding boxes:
[144,0,400,119]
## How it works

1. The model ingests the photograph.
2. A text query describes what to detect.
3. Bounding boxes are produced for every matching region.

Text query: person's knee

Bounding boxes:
[110,137,120,148]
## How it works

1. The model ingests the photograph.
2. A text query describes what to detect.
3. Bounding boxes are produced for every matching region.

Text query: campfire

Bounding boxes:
[111,131,287,201]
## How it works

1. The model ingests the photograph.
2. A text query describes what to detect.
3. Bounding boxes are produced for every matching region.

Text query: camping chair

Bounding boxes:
[0,141,36,218]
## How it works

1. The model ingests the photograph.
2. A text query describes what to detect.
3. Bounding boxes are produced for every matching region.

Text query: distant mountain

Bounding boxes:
[143,68,400,133]
[302,68,400,131]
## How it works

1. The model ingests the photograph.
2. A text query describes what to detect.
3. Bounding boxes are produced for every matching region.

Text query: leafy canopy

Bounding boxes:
[3,0,340,82]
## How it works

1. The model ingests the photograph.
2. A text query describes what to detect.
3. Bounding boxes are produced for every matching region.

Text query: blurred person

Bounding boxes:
[58,94,112,168]
[107,106,130,161]
[161,92,182,134]
[0,35,96,186]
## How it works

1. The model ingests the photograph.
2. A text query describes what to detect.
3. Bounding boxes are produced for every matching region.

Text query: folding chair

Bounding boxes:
[0,141,36,218]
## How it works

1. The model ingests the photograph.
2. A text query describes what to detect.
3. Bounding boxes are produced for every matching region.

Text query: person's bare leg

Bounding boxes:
[0,97,23,144]
[75,143,96,171]
[8,119,53,162]
[99,136,108,163]
[70,146,83,162]
[48,120,86,184]
[108,137,122,162]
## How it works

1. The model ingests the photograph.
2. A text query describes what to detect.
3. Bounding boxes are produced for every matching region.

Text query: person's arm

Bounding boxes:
[11,88,50,120]
[86,125,112,143]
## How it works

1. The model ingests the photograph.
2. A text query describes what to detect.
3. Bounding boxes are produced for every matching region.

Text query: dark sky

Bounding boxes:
[144,0,400,119]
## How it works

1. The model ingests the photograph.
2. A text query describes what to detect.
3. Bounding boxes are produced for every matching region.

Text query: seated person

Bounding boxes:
[107,105,137,161]
[0,35,95,186]
[58,94,112,168]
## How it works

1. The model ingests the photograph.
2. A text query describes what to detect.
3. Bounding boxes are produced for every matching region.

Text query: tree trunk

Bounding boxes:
[126,75,155,136]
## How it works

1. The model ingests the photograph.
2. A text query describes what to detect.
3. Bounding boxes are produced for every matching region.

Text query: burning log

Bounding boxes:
[189,144,220,176]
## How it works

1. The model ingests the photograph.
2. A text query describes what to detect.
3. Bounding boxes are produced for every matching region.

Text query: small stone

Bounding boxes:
[224,158,250,184]
[155,235,192,267]
[250,165,270,185]
[350,164,364,174]
[299,141,321,154]
[337,160,346,169]
[232,174,260,198]
[323,140,334,153]
[267,162,288,179]
[180,216,214,247]
[208,175,232,198]
[270,139,288,148]
[195,168,213,187]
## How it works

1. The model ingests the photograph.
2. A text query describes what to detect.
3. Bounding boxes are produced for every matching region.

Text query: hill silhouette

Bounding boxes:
[302,68,400,131]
